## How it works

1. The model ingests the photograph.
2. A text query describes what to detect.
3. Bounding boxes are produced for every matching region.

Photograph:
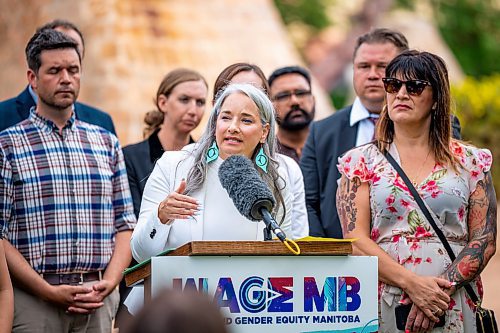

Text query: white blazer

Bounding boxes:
[279,154,309,239]
[130,144,300,263]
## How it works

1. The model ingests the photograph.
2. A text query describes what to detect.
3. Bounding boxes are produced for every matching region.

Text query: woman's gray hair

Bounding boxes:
[185,83,285,222]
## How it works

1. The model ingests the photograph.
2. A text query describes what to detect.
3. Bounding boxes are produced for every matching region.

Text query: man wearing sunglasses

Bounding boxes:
[268,66,315,163]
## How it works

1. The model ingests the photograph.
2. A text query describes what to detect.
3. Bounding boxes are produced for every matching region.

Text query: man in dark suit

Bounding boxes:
[0,19,115,134]
[301,28,462,238]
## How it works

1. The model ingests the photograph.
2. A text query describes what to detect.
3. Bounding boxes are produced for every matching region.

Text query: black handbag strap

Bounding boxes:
[383,149,480,305]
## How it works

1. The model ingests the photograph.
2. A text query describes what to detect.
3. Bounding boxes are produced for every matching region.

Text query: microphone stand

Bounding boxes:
[259,207,286,242]
[263,226,273,241]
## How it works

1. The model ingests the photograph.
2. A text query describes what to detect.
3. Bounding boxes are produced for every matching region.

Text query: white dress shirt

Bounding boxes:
[350,97,379,147]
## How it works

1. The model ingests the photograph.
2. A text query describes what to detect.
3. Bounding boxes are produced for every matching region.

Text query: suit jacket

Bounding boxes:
[0,86,116,134]
[123,138,156,219]
[300,106,355,238]
[300,105,463,239]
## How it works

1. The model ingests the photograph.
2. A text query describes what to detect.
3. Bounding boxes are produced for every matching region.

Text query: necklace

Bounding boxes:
[410,149,431,187]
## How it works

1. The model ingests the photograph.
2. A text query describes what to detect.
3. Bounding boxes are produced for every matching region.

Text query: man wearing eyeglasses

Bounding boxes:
[268,66,315,163]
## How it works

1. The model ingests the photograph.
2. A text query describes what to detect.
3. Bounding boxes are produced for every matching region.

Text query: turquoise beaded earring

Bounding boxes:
[255,143,268,173]
[206,141,219,163]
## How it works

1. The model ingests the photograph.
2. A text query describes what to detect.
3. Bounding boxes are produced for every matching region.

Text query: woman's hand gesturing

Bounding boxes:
[157,179,200,224]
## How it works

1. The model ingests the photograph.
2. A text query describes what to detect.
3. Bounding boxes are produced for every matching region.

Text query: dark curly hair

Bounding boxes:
[36,19,85,57]
[25,29,80,74]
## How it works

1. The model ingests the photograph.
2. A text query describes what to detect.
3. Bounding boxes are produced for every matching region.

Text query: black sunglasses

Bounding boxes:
[382,78,431,96]
[273,89,312,102]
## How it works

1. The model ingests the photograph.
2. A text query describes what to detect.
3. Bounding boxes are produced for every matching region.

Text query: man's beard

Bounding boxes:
[278,106,315,131]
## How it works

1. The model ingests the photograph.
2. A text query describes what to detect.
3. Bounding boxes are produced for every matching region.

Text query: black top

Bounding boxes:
[277,139,300,163]
[123,130,195,218]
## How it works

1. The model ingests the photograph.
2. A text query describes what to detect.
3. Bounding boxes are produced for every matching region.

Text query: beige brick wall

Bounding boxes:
[0,0,334,145]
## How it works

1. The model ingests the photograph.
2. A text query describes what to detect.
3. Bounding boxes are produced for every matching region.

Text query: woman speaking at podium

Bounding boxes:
[131,83,296,263]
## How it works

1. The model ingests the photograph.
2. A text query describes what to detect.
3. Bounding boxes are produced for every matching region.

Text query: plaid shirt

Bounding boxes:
[0,109,136,274]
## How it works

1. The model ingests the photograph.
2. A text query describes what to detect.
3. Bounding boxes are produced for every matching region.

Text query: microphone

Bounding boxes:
[218,155,287,242]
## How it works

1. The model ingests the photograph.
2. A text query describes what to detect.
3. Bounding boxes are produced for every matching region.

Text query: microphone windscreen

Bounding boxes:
[218,155,275,221]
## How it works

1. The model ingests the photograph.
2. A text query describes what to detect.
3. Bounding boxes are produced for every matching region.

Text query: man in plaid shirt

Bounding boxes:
[0,29,136,332]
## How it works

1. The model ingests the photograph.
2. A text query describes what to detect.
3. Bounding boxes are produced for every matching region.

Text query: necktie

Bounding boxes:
[368,115,379,141]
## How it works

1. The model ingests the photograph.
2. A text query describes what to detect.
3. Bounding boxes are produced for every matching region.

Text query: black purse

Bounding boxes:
[383,150,498,333]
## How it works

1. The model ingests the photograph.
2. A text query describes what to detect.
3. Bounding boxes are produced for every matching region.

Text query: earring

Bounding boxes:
[255,144,268,173]
[206,141,219,163]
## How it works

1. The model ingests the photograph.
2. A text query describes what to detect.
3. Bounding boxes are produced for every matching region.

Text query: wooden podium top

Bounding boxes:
[124,240,352,287]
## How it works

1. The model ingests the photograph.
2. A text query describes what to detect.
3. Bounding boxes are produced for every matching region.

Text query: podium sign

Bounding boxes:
[151,255,378,333]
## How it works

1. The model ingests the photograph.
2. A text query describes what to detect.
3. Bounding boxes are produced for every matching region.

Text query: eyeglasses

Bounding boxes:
[273,89,312,102]
[382,78,431,96]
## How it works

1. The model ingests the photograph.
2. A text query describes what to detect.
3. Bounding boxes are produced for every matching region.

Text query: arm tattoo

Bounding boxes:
[337,177,362,234]
[443,172,497,288]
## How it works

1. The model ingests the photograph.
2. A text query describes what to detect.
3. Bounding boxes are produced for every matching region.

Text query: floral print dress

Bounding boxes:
[337,141,492,332]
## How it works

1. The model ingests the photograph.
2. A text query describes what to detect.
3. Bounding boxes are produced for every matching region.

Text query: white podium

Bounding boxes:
[125,240,378,333]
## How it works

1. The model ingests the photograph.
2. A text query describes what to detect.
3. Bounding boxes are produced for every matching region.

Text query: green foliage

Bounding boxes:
[273,0,330,32]
[329,84,349,110]
[452,75,500,196]
[395,0,415,9]
[434,0,500,78]
[395,0,500,78]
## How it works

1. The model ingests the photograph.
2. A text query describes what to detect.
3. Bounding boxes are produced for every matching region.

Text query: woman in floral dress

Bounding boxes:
[337,50,497,332]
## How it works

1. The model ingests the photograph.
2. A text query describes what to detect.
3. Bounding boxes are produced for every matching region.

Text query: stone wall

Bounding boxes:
[0,0,334,145]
